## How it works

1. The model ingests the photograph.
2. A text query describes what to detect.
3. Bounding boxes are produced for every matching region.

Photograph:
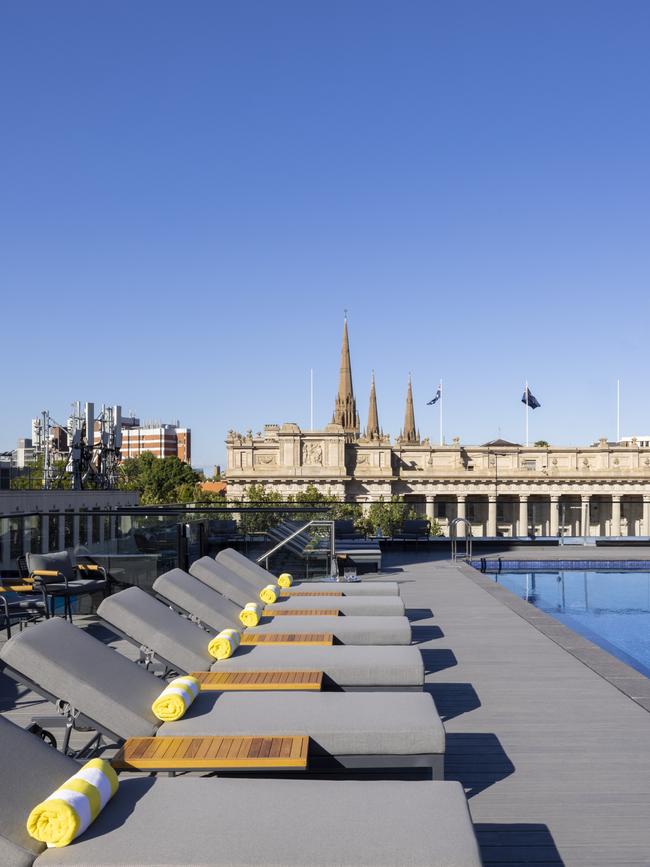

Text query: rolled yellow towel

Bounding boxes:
[27,758,118,848]
[239,602,262,627]
[259,583,280,604]
[151,675,200,722]
[277,572,293,589]
[208,627,241,660]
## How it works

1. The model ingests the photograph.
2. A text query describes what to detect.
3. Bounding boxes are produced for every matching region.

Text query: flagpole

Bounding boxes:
[616,379,620,443]
[310,368,314,431]
[525,380,529,447]
[439,379,443,446]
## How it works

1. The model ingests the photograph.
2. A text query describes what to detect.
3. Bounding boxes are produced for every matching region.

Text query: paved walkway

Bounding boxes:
[386,553,650,867]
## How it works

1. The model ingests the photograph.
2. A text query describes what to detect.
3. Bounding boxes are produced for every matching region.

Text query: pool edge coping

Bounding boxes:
[454,560,650,714]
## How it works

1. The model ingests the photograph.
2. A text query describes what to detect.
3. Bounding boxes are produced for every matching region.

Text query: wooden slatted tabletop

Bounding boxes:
[240,633,334,646]
[263,608,340,617]
[112,734,309,772]
[191,670,323,691]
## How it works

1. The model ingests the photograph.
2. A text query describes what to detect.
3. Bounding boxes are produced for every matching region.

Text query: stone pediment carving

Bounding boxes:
[302,441,323,466]
[256,454,277,466]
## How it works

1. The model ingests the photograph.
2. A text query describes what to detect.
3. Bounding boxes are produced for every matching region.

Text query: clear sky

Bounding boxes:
[2,2,649,470]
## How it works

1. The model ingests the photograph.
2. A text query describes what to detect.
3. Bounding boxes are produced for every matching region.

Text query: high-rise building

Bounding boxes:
[120,423,191,463]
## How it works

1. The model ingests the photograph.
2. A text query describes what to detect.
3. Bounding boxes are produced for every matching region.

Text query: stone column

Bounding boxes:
[98,514,105,544]
[72,514,80,548]
[456,495,466,537]
[581,495,590,538]
[86,513,94,548]
[549,495,560,536]
[425,496,435,523]
[487,495,497,537]
[518,495,529,537]
[643,495,650,537]
[611,495,622,537]
[58,514,66,550]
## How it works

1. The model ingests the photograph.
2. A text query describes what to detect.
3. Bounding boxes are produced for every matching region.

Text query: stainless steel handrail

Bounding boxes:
[256,520,338,578]
[450,517,473,562]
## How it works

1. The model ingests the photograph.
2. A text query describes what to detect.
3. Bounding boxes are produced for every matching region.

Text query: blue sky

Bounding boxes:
[2,2,649,470]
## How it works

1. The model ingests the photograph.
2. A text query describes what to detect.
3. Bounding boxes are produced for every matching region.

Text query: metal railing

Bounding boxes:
[450,517,473,562]
[257,520,338,578]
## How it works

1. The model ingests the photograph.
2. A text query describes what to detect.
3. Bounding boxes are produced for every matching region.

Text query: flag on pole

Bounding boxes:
[427,387,441,406]
[521,387,541,409]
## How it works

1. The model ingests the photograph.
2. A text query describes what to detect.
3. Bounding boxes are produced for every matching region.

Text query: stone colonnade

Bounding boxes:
[419,492,650,537]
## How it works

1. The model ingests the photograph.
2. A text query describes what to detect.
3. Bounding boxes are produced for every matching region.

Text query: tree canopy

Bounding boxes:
[118,453,201,504]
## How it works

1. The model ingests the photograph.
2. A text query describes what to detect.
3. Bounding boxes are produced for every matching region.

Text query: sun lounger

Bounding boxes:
[0,716,481,867]
[216,546,400,596]
[154,569,412,645]
[189,557,405,616]
[0,617,445,775]
[98,587,424,690]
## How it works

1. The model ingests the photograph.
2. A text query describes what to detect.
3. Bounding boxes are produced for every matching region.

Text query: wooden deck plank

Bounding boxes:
[391,553,650,867]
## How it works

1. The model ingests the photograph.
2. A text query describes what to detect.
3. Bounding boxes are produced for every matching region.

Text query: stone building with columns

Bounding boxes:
[226,321,650,538]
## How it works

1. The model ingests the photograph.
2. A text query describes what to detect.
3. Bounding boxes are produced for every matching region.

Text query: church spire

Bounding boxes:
[366,371,380,439]
[332,315,359,438]
[400,375,420,444]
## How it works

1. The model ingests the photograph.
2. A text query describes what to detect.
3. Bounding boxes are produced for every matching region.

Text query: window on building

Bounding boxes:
[523,460,536,471]
[437,502,447,518]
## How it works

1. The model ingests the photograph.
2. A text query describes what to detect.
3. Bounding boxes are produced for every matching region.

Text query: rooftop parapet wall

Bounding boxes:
[226,426,650,484]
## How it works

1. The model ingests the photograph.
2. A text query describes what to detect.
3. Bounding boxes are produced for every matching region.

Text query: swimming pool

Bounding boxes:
[487,570,650,677]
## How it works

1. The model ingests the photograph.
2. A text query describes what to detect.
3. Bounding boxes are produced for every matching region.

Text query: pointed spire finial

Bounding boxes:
[400,376,419,444]
[331,316,359,440]
[366,370,380,440]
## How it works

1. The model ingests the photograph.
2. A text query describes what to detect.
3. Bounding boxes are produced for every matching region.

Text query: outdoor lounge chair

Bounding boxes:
[216,546,399,596]
[154,568,413,645]
[0,716,482,867]
[189,556,405,616]
[26,552,108,622]
[98,587,424,690]
[0,617,445,776]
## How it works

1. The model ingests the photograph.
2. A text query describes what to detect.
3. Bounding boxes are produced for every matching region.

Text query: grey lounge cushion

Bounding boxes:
[0,618,161,740]
[27,551,76,582]
[217,547,399,596]
[264,595,404,616]
[191,557,405,615]
[0,716,80,865]
[36,778,481,867]
[247,615,411,645]
[211,645,424,687]
[153,569,241,631]
[158,691,444,756]
[189,557,255,607]
[98,587,213,674]
[154,572,411,644]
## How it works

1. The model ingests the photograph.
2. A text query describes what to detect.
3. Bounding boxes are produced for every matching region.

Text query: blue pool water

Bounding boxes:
[491,570,650,677]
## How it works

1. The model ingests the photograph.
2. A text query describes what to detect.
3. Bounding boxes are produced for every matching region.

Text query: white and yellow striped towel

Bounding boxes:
[239,602,262,627]
[277,572,293,589]
[27,758,118,848]
[152,675,200,721]
[208,627,241,660]
[259,583,280,604]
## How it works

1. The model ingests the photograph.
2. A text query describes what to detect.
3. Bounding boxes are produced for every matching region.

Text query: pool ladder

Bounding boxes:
[450,518,473,563]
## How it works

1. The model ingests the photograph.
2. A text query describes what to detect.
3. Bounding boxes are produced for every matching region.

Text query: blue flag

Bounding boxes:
[522,387,541,409]
[427,387,441,406]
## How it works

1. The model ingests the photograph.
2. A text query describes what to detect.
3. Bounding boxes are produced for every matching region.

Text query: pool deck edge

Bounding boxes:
[456,560,650,713]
